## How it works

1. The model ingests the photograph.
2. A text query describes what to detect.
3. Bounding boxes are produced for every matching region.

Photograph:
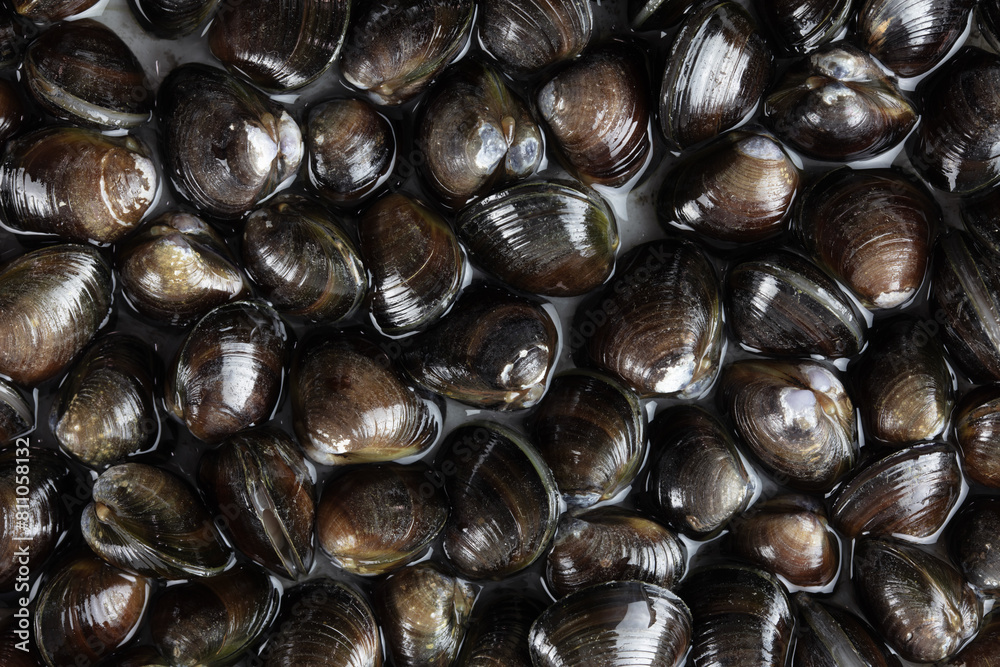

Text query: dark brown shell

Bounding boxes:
[962,185,1000,256]
[831,442,962,540]
[629,0,699,30]
[316,463,447,575]
[795,168,938,310]
[582,239,724,399]
[165,300,287,443]
[955,384,1000,487]
[949,496,1000,594]
[479,0,592,74]
[457,594,543,667]
[0,79,27,145]
[764,43,917,161]
[858,0,974,77]
[940,609,1000,667]
[793,594,902,667]
[754,0,852,54]
[0,379,32,445]
[0,244,113,386]
[538,41,651,188]
[658,128,800,244]
[11,0,99,21]
[292,334,439,465]
[128,0,218,38]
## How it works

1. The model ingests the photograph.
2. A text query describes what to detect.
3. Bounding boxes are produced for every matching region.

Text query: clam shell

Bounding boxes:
[858,0,974,77]
[401,283,559,411]
[117,211,249,326]
[0,127,157,244]
[725,250,867,358]
[128,0,218,38]
[962,185,1000,256]
[316,463,447,576]
[262,579,382,667]
[0,244,113,386]
[340,0,474,105]
[439,422,559,579]
[628,0,699,30]
[538,40,652,188]
[82,462,234,579]
[34,553,151,667]
[292,334,440,465]
[0,79,27,145]
[200,427,315,579]
[793,594,902,667]
[546,507,686,597]
[11,0,99,21]
[456,180,619,297]
[753,0,852,54]
[940,609,1000,666]
[949,496,1000,594]
[358,194,464,335]
[49,333,159,468]
[479,0,592,74]
[719,359,856,491]
[208,0,349,91]
[165,300,287,443]
[795,167,938,310]
[375,563,475,667]
[658,128,800,244]
[648,405,757,539]
[853,536,981,663]
[581,239,724,399]
[831,442,962,540]
[25,19,151,128]
[0,378,32,445]
[764,43,917,161]
[528,369,646,508]
[241,194,367,323]
[659,1,772,150]
[457,594,542,666]
[529,580,692,667]
[955,384,1000,487]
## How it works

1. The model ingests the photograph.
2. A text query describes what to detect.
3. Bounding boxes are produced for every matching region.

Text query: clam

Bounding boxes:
[340,0,474,105]
[375,562,475,667]
[906,47,1000,195]
[0,379,32,445]
[150,565,279,666]
[82,463,234,579]
[727,495,839,588]
[0,79,28,145]
[628,0,699,30]
[262,579,382,667]
[753,0,852,53]
[417,59,543,209]
[49,333,158,468]
[659,1,772,150]
[24,19,151,129]
[852,318,954,445]
[306,98,396,206]
[316,463,447,575]
[34,553,151,667]
[401,283,559,411]
[128,0,218,38]
[0,244,113,386]
[199,427,315,579]
[853,536,981,663]
[930,230,1000,382]
[165,301,287,443]
[11,0,99,21]
[117,211,249,326]
[962,186,1000,256]
[949,496,1000,595]
[0,127,157,244]
[940,609,1000,666]
[648,405,757,539]
[657,128,800,244]
[359,194,465,335]
[538,40,652,188]
[858,0,974,77]
[528,369,646,508]
[831,442,962,540]
[241,194,367,323]
[478,0,592,74]
[530,581,691,667]
[725,250,867,358]
[208,0,349,91]
[292,334,440,465]
[546,507,686,598]
[677,565,793,667]
[457,594,543,666]
[955,384,1000,487]
[794,167,938,310]
[764,43,917,161]
[719,359,856,491]
[438,422,559,579]
[580,239,724,399]
[794,594,902,667]
[0,606,46,666]
[0,447,70,592]
[158,63,302,219]
[456,180,619,297]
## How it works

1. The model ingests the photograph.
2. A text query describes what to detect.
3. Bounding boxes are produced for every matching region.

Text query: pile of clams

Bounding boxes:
[4,0,1000,665]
